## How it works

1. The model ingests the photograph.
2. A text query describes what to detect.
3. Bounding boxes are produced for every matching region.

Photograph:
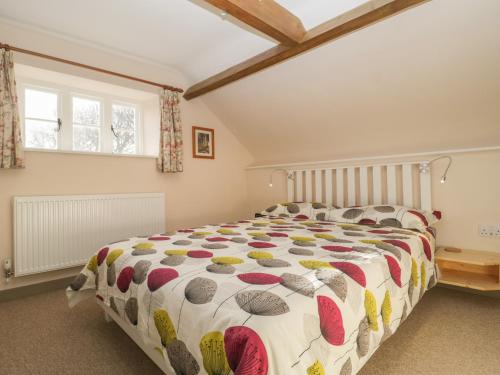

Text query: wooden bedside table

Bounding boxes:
[436,247,500,291]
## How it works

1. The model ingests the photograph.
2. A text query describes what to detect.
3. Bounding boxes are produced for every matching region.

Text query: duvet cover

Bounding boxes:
[68,215,437,375]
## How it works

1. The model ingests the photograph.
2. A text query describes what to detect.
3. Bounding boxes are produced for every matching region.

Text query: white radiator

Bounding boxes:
[13,193,165,276]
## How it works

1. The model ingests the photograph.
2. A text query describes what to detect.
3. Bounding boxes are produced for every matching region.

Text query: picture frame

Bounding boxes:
[192,126,215,159]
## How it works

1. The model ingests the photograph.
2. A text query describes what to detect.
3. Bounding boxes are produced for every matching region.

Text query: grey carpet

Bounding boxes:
[0,287,498,374]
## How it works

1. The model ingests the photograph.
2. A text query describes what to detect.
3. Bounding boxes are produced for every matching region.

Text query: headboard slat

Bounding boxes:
[325,169,333,206]
[336,169,344,207]
[402,164,413,207]
[287,161,433,210]
[372,166,382,205]
[359,166,369,206]
[387,165,397,205]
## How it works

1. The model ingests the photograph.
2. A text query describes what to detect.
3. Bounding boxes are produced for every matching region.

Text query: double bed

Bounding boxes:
[68,202,438,375]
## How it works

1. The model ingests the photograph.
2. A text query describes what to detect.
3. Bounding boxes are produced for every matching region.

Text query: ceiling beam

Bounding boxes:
[203,0,306,45]
[184,0,429,100]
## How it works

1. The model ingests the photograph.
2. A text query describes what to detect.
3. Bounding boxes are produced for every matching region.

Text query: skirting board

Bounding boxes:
[0,276,74,303]
[96,299,169,374]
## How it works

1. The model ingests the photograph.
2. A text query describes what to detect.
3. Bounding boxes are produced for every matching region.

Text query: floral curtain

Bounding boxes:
[0,48,24,169]
[157,89,183,173]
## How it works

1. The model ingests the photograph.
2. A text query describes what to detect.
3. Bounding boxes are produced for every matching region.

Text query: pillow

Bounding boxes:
[261,202,333,220]
[325,205,440,232]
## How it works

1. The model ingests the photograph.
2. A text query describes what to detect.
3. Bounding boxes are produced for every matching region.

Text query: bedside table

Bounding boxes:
[436,247,500,291]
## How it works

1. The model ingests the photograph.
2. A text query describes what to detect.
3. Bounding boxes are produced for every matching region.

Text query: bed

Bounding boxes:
[67,160,442,374]
[67,201,439,375]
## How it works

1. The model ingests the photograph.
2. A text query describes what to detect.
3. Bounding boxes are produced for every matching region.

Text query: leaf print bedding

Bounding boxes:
[67,217,437,375]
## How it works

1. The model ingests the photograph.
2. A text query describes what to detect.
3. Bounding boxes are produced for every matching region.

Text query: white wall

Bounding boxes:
[0,21,253,290]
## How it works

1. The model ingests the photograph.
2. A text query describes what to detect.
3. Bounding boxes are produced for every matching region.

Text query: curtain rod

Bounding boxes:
[0,42,183,93]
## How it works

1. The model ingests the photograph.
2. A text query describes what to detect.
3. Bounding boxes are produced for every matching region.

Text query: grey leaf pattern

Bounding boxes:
[280,273,315,298]
[342,208,364,220]
[107,263,116,287]
[110,296,119,315]
[125,297,138,325]
[235,290,290,316]
[202,243,228,250]
[293,240,316,247]
[133,260,152,284]
[131,249,156,256]
[375,243,402,260]
[206,264,235,274]
[316,269,347,302]
[161,255,186,267]
[256,259,291,268]
[166,339,200,375]
[356,317,370,358]
[185,277,217,304]
[288,248,314,256]
[173,240,192,246]
[352,246,378,255]
[230,237,248,243]
[374,206,395,213]
[70,273,88,291]
[380,218,402,228]
[326,238,354,243]
[381,325,392,343]
[343,231,365,237]
[408,282,415,305]
[340,358,352,375]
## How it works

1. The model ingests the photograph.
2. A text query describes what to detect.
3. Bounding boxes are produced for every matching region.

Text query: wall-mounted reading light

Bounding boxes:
[419,156,452,183]
[269,169,295,188]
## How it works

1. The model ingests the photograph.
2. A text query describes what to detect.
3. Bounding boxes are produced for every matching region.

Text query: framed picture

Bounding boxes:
[192,126,215,159]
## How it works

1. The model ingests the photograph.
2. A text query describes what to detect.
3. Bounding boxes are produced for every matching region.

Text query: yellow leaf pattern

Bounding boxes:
[307,360,325,375]
[199,331,231,375]
[364,290,379,332]
[86,255,98,273]
[381,290,392,326]
[411,258,419,287]
[106,249,124,267]
[154,309,177,347]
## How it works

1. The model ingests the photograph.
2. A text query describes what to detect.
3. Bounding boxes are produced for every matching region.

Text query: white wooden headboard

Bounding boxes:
[286,161,432,211]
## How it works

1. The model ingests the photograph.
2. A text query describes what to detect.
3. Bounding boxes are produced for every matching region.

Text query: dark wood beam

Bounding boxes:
[184,0,429,100]
[204,0,306,45]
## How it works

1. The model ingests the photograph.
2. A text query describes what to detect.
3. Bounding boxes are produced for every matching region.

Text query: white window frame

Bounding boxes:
[111,100,143,155]
[17,77,144,157]
[20,84,62,150]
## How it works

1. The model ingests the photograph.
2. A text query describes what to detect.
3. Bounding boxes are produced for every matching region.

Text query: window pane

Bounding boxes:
[25,119,57,149]
[25,89,58,121]
[112,104,136,154]
[73,97,100,126]
[73,125,100,152]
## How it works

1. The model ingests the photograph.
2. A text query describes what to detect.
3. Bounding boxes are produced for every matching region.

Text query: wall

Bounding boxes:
[246,149,500,253]
[0,22,253,290]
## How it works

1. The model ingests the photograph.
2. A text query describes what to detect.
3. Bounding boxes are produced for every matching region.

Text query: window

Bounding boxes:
[72,96,101,152]
[24,88,60,150]
[18,77,153,156]
[112,103,137,154]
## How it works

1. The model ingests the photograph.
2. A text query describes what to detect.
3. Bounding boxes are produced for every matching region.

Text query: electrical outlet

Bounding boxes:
[479,224,491,237]
[493,225,500,237]
[479,224,500,237]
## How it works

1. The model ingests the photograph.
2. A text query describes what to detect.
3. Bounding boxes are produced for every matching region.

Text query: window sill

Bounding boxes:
[25,148,157,159]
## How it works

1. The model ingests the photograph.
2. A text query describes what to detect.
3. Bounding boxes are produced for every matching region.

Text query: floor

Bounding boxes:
[0,286,498,374]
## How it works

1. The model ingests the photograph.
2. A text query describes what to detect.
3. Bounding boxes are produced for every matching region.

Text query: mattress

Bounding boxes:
[67,216,437,375]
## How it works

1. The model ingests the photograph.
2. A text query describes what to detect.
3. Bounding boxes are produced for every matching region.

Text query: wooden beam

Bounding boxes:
[184,0,429,100]
[204,0,306,45]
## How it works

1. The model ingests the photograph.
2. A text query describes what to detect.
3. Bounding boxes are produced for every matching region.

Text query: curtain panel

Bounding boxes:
[0,48,24,169]
[157,89,183,173]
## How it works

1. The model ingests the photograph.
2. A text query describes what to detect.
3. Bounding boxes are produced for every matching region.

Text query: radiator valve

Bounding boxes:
[3,258,14,282]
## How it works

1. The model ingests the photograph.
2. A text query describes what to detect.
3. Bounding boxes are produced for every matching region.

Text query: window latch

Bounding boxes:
[111,125,118,138]
[57,118,62,132]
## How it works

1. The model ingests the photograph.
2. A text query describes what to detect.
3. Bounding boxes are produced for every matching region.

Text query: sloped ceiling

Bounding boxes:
[200,0,500,164]
[1,0,499,165]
